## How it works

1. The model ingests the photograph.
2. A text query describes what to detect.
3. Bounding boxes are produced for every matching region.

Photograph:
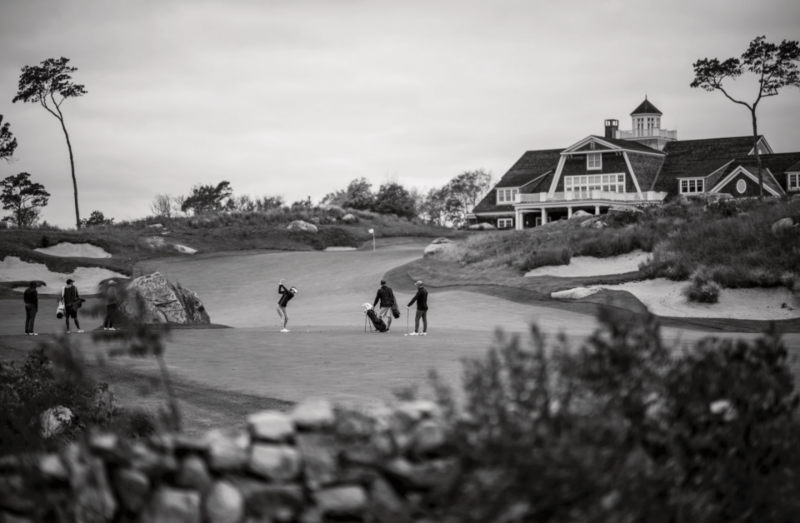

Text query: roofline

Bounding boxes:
[519,171,552,190]
[562,136,665,157]
[709,165,782,197]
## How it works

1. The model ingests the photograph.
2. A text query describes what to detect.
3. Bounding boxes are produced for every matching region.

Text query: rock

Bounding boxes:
[226,477,303,520]
[249,444,301,482]
[40,406,73,439]
[592,220,608,229]
[205,481,244,523]
[141,236,167,249]
[396,400,438,422]
[38,454,68,481]
[383,457,460,490]
[248,410,295,442]
[114,468,150,512]
[129,441,178,476]
[468,223,495,230]
[174,244,198,255]
[570,210,592,218]
[291,398,335,430]
[206,429,251,472]
[772,217,795,233]
[423,244,444,257]
[88,432,119,457]
[430,237,452,244]
[296,433,339,490]
[608,205,643,214]
[287,220,318,233]
[313,486,368,515]
[62,443,117,522]
[369,477,413,523]
[120,272,210,325]
[140,487,201,523]
[410,419,448,455]
[147,223,164,229]
[176,455,213,493]
[341,213,357,223]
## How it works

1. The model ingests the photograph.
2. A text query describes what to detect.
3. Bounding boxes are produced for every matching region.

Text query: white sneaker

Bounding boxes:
[32,333,38,336]
[103,327,108,331]
[409,332,418,336]
[421,332,427,336]
[280,328,289,333]
[77,330,84,333]
[108,328,116,331]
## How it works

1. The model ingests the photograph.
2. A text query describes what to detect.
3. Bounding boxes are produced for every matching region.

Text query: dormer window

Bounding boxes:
[497,188,518,204]
[587,153,602,170]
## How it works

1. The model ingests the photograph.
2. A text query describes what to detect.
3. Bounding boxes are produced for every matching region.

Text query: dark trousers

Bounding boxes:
[104,304,117,328]
[25,304,37,333]
[414,310,428,333]
[65,306,80,330]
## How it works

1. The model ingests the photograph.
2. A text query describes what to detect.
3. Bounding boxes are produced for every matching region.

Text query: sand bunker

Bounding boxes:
[174,244,197,255]
[324,247,357,252]
[1,256,127,295]
[525,250,651,278]
[34,242,111,258]
[551,287,600,300]
[554,278,800,320]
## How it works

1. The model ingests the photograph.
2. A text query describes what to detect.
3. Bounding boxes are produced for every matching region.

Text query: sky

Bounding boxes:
[1,0,799,227]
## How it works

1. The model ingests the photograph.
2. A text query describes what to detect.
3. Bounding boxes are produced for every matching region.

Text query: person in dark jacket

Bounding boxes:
[23,281,38,336]
[103,280,119,331]
[372,279,396,332]
[277,278,298,332]
[406,280,428,336]
[61,279,84,333]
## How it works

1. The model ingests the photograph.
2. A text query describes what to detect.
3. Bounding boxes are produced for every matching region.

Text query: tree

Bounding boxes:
[445,169,494,225]
[180,181,234,214]
[150,193,174,218]
[81,210,113,227]
[256,195,284,211]
[373,182,417,219]
[1,172,50,228]
[290,196,313,210]
[419,186,451,226]
[12,57,88,228]
[0,115,18,162]
[691,36,800,197]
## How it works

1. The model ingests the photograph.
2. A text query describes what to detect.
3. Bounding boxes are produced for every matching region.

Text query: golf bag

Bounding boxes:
[366,308,388,332]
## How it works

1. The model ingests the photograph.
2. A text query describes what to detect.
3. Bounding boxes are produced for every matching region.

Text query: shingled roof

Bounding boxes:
[588,135,664,154]
[787,161,800,172]
[631,98,662,115]
[714,152,800,195]
[472,149,561,214]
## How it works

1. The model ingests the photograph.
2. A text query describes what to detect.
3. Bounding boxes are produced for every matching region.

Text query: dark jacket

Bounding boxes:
[24,287,38,309]
[408,287,428,311]
[278,284,294,307]
[373,286,396,308]
[107,286,118,305]
[62,285,79,307]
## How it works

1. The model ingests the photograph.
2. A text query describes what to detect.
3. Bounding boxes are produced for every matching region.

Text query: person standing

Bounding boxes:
[406,280,428,336]
[62,279,83,333]
[23,281,38,336]
[277,278,298,333]
[103,280,119,331]
[372,279,396,332]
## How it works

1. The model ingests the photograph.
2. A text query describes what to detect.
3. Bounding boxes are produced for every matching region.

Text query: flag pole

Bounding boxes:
[369,228,375,252]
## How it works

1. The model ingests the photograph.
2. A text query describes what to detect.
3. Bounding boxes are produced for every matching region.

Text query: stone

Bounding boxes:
[140,487,201,523]
[430,237,452,244]
[141,236,167,249]
[39,453,68,481]
[129,441,178,477]
[249,444,301,482]
[369,477,413,523]
[205,481,245,523]
[608,205,643,214]
[119,272,210,325]
[467,223,495,230]
[296,433,339,489]
[206,429,251,472]
[423,243,447,257]
[62,443,117,523]
[571,210,592,218]
[248,410,295,442]
[396,400,438,422]
[147,223,164,229]
[341,213,357,223]
[410,419,448,455]
[286,220,318,233]
[383,457,460,490]
[174,244,198,255]
[291,398,335,430]
[114,468,150,512]
[88,432,119,456]
[176,454,213,493]
[592,220,607,229]
[772,217,795,233]
[173,433,210,453]
[40,405,74,439]
[226,477,303,520]
[0,475,32,513]
[313,485,368,515]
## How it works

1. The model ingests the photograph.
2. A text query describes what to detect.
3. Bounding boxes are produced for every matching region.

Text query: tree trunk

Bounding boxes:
[751,109,763,198]
[58,116,81,228]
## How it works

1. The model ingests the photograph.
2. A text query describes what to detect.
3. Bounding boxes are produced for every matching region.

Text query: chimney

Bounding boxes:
[604,119,619,139]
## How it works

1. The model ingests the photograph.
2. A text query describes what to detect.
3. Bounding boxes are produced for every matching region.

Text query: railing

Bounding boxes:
[616,129,677,140]
[516,191,667,203]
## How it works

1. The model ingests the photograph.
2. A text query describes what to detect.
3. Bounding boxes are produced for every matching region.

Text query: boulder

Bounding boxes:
[119,272,210,325]
[608,205,643,214]
[174,244,197,255]
[341,213,357,224]
[287,220,318,233]
[571,210,592,218]
[141,236,167,249]
[468,223,495,230]
[423,243,454,257]
[772,217,796,233]
[147,223,164,229]
[430,237,452,244]
[40,406,74,439]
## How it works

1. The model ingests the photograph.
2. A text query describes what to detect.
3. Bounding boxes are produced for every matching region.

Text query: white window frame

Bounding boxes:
[679,178,705,194]
[789,173,800,191]
[496,188,519,204]
[587,153,602,170]
[497,218,513,229]
[736,179,747,194]
[565,173,625,196]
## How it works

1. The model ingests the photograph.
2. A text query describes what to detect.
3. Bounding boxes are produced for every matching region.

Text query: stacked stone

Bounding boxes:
[0,398,460,523]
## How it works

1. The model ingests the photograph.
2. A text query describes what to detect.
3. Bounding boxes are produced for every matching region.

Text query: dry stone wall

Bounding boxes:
[0,398,460,523]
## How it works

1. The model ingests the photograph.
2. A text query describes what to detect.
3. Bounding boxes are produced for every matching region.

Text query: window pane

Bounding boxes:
[698,180,704,191]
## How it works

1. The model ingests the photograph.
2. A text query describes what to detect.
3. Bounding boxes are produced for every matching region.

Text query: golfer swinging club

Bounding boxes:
[277,278,298,333]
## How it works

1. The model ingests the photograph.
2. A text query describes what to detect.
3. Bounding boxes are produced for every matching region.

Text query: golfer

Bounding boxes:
[103,280,118,331]
[407,280,428,336]
[277,278,298,333]
[23,281,38,336]
[372,279,396,333]
[62,279,84,333]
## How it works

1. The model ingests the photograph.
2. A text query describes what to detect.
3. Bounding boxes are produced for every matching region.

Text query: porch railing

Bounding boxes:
[516,191,666,204]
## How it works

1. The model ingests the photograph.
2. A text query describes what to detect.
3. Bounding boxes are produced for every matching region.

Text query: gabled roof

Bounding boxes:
[631,98,662,115]
[588,135,663,154]
[472,149,561,214]
[561,135,663,155]
[709,163,784,196]
[718,152,800,194]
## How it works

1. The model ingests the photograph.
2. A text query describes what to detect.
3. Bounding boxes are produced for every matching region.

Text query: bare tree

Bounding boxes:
[691,36,800,196]
[13,57,88,227]
[150,193,174,218]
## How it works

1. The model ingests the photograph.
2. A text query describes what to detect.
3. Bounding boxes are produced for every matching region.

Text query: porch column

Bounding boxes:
[542,208,548,224]
[567,206,573,219]
[515,209,522,230]
[594,205,600,216]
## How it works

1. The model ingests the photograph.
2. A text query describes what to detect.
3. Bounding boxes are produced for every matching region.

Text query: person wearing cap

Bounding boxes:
[277,278,298,332]
[23,281,39,336]
[103,280,119,331]
[406,280,429,336]
[61,279,84,333]
[372,279,397,333]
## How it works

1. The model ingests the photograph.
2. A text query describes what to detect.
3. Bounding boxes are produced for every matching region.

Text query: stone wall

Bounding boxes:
[0,399,457,523]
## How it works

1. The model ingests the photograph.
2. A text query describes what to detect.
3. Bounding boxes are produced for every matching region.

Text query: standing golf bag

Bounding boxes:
[366,308,388,332]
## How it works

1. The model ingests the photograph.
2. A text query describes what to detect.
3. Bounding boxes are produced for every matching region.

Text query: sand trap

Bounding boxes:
[552,287,600,300]
[525,250,651,278]
[1,256,127,295]
[174,244,197,255]
[34,242,111,258]
[324,247,356,252]
[555,278,800,320]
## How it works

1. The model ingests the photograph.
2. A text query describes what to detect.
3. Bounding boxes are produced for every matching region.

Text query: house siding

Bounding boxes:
[626,152,665,192]
[556,154,633,192]
[717,173,764,197]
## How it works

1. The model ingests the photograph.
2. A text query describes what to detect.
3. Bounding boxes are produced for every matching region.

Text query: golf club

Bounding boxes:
[405,306,409,336]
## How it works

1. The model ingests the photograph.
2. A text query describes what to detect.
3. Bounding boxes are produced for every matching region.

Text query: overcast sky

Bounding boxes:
[1,0,799,227]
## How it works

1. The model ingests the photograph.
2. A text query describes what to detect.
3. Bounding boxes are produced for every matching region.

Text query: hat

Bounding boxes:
[108,280,117,285]
[66,279,74,284]
[380,280,386,285]
[415,280,424,287]
[290,286,298,294]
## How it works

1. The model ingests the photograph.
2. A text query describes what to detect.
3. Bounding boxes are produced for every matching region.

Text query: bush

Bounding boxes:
[518,247,571,271]
[683,267,721,303]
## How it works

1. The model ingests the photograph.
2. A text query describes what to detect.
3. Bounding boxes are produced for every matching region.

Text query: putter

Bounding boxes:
[405,308,409,336]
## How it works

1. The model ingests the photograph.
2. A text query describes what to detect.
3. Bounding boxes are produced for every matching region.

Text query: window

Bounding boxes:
[736,179,747,194]
[496,188,518,204]
[497,218,513,229]
[565,173,625,196]
[679,178,704,194]
[589,142,596,150]
[789,174,800,191]
[587,153,602,170]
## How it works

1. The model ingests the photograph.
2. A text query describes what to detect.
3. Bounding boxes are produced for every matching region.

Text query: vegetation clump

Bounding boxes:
[683,267,722,303]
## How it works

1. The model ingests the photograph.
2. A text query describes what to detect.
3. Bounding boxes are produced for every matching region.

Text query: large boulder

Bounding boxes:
[287,220,319,233]
[772,217,797,233]
[341,214,357,224]
[40,406,74,439]
[430,237,452,244]
[571,210,592,218]
[120,272,210,325]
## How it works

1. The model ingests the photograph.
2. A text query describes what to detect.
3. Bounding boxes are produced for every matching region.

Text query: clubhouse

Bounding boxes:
[469,98,800,230]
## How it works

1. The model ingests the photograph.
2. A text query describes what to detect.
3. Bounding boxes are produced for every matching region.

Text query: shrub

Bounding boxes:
[683,267,721,303]
[518,247,571,271]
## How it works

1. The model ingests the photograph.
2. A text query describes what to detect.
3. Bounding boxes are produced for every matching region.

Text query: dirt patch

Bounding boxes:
[525,250,651,278]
